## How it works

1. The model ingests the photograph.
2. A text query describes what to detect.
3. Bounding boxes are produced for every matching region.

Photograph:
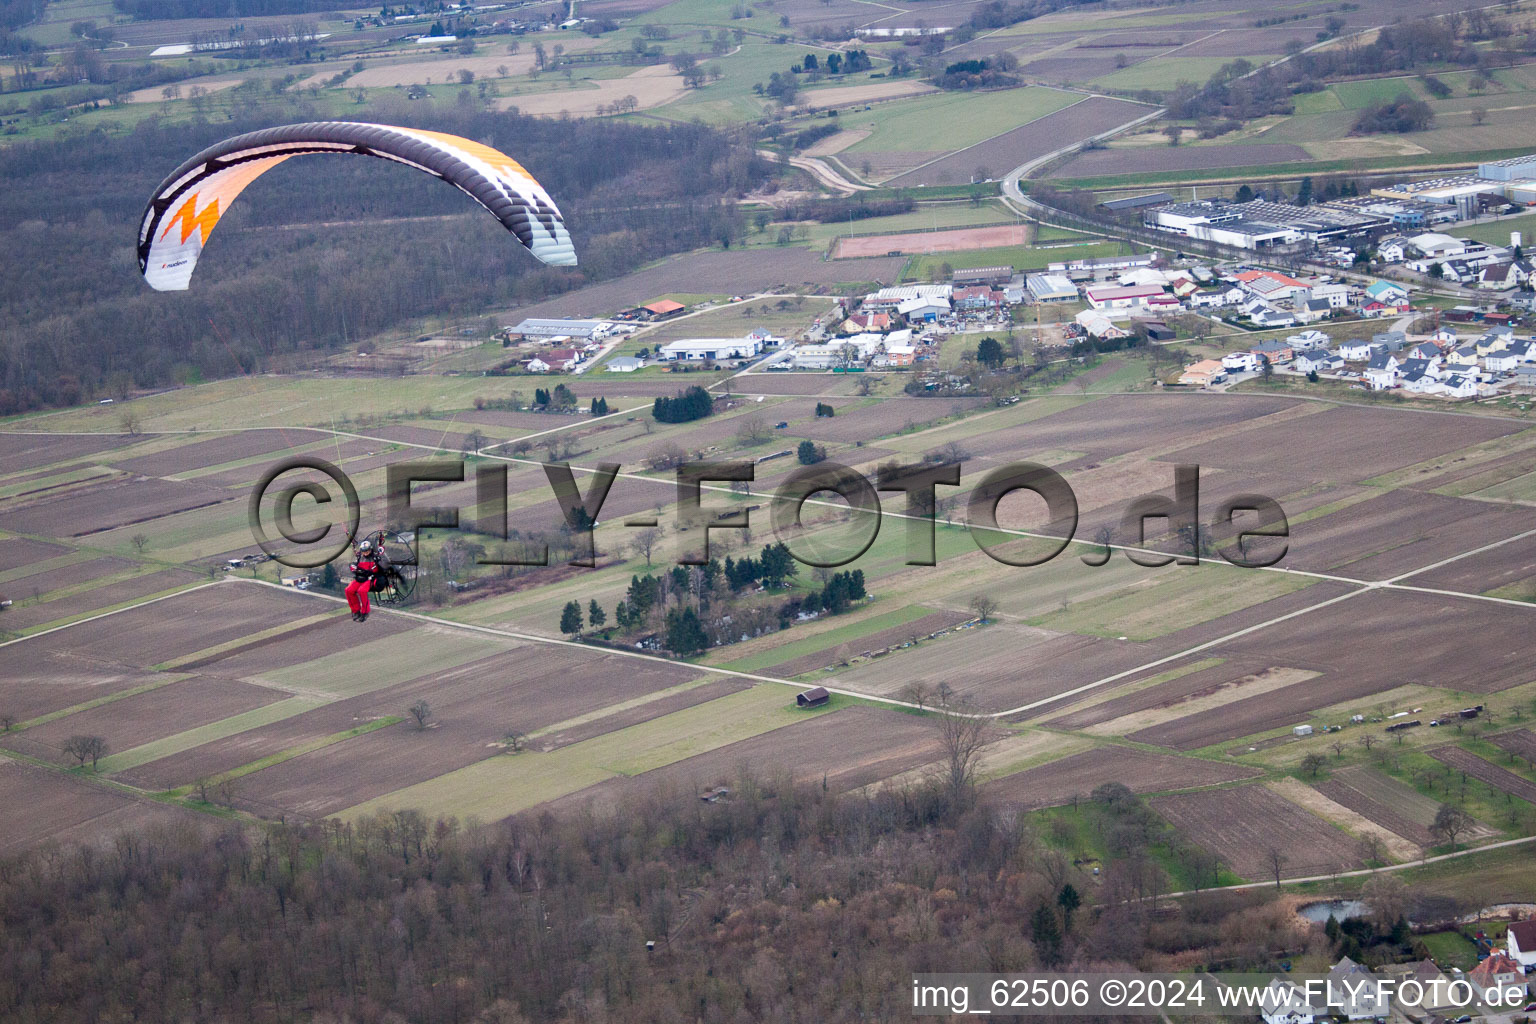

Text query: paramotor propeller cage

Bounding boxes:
[362,529,418,606]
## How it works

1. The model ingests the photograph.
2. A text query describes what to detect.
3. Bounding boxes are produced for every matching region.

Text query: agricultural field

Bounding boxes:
[984,745,1259,810]
[1490,729,1536,765]
[1149,784,1366,881]
[1427,746,1536,806]
[1313,765,1496,849]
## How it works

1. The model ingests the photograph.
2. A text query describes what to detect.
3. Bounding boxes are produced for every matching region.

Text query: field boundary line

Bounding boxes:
[232,578,948,714]
[0,579,223,650]
[994,584,1370,718]
[881,93,1093,184]
[1161,833,1536,898]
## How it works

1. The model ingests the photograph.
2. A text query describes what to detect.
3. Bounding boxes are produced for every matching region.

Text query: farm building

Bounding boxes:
[951,265,1013,288]
[606,356,643,372]
[657,336,765,362]
[796,686,830,708]
[640,299,686,320]
[505,318,612,341]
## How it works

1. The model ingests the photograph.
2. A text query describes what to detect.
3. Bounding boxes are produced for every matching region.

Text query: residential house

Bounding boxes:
[1508,338,1536,362]
[1451,343,1481,364]
[1517,363,1536,387]
[524,357,551,373]
[546,347,581,370]
[1485,349,1520,373]
[1377,236,1410,263]
[1479,262,1523,290]
[875,343,916,367]
[1178,359,1227,387]
[1261,979,1323,1024]
[1296,350,1343,374]
[1477,327,1516,355]
[1399,356,1438,379]
[1409,341,1444,361]
[1338,339,1376,360]
[1328,957,1390,1020]
[1403,370,1440,393]
[1441,373,1478,398]
[1222,352,1261,372]
[1372,330,1407,351]
[1508,919,1536,969]
[843,311,891,333]
[1250,340,1294,363]
[1252,307,1300,328]
[1467,951,1524,1004]
[1303,282,1353,308]
[1382,960,1454,1012]
[1076,309,1132,338]
[1366,280,1409,304]
[952,286,1005,311]
[1368,350,1401,374]
[1365,366,1398,389]
[1296,298,1335,323]
[1287,330,1330,351]
[1431,328,1460,344]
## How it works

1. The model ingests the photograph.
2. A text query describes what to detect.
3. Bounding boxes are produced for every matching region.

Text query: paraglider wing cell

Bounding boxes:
[137,121,576,291]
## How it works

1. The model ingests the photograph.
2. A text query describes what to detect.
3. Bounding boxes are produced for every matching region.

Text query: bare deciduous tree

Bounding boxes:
[631,526,663,566]
[1430,803,1472,850]
[64,734,108,770]
[504,731,528,753]
[931,694,989,814]
[968,594,998,623]
[408,700,433,731]
[1265,846,1287,888]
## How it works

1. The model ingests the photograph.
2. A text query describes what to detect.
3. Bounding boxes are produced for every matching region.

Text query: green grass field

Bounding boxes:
[1332,76,1428,110]
[1092,57,1272,93]
[841,86,1080,155]
[904,239,1131,279]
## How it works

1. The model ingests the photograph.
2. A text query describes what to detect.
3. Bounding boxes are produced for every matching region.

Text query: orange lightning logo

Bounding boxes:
[160,193,221,246]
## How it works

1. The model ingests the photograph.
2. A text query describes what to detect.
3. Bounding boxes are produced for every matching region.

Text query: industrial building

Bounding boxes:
[657,336,765,361]
[1145,199,1387,250]
[1025,273,1078,302]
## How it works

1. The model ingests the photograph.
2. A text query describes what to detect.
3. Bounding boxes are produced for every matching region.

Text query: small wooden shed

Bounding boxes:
[796,686,830,708]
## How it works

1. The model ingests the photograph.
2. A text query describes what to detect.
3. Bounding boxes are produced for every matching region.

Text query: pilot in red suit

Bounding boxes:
[345,538,380,622]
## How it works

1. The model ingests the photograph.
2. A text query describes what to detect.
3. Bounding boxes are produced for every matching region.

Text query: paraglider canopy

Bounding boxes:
[137,121,577,291]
